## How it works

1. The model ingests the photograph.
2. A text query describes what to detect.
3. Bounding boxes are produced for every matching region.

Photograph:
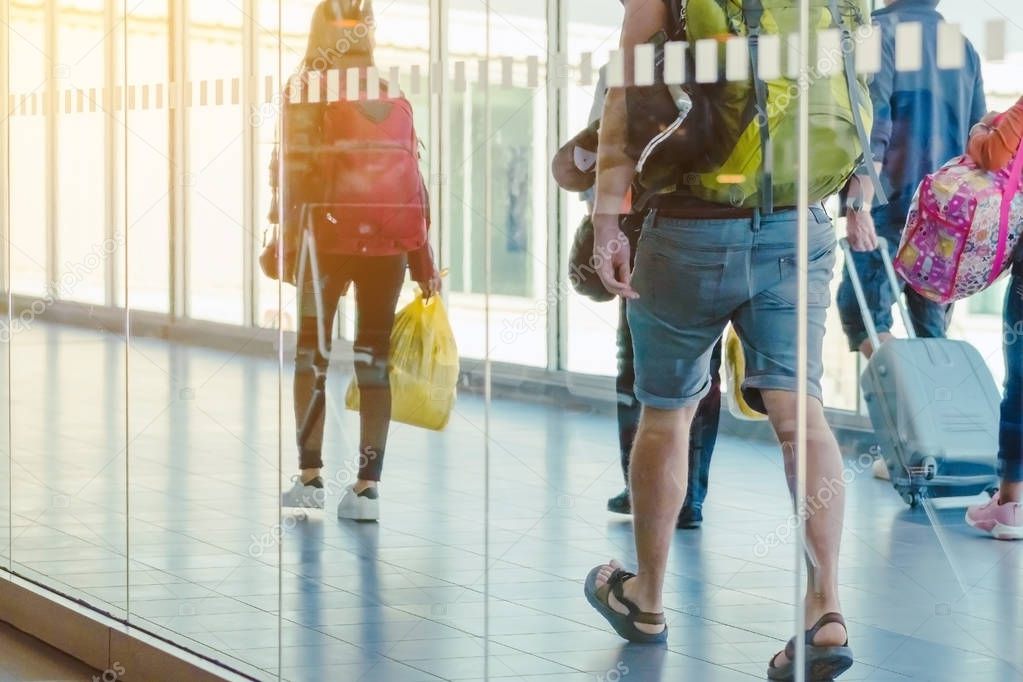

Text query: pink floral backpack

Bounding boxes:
[896,134,1023,304]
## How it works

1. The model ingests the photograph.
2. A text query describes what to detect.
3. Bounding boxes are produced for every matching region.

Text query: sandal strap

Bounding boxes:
[607,569,666,626]
[772,613,849,670]
[783,635,797,661]
[767,635,797,670]
[805,612,848,647]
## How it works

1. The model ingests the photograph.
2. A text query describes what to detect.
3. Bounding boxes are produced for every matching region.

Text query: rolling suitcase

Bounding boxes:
[841,238,1001,507]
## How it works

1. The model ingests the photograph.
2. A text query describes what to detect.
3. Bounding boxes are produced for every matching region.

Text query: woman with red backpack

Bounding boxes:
[963,98,1023,540]
[277,0,441,520]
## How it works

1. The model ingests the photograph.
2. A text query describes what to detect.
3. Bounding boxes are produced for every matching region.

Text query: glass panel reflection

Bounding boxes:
[125,0,171,314]
[7,0,129,620]
[8,0,47,297]
[563,2,625,377]
[124,2,280,677]
[55,0,106,306]
[820,3,1023,680]
[446,0,549,367]
[185,2,245,324]
[0,2,1020,681]
[1,0,8,571]
[274,3,488,681]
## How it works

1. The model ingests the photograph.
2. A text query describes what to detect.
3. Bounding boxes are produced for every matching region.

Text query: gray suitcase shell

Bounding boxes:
[842,239,1000,506]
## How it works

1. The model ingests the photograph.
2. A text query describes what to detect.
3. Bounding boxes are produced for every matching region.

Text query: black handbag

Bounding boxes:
[568,215,613,303]
[568,213,644,303]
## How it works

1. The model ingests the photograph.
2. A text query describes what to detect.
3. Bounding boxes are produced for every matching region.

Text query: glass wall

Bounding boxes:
[822,1,1022,411]
[123,3,277,675]
[22,4,1019,397]
[444,0,550,367]
[55,0,107,305]
[562,2,623,377]
[1,0,9,572]
[6,0,130,623]
[1,2,1022,681]
[185,2,246,324]
[124,0,170,313]
[8,0,47,297]
[818,5,1023,682]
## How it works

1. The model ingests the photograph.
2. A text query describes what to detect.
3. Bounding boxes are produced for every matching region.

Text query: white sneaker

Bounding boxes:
[281,475,326,509]
[337,484,380,521]
[872,457,891,481]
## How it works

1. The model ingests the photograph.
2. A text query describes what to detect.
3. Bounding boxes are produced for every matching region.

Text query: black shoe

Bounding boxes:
[677,505,703,529]
[607,489,631,515]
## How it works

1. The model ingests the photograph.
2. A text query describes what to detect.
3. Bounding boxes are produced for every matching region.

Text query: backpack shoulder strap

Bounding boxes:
[662,0,686,39]
[741,0,774,212]
[827,0,888,206]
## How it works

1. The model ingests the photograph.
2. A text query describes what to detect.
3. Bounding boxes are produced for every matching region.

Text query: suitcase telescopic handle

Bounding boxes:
[839,237,918,354]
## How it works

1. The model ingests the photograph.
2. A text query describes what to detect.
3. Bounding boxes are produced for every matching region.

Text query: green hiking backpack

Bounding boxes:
[634,0,885,211]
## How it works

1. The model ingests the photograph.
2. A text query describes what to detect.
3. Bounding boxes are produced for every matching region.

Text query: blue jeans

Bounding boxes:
[836,225,952,351]
[1001,266,1023,483]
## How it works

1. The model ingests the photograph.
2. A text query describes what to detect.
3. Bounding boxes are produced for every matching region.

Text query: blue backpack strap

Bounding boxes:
[828,0,888,205]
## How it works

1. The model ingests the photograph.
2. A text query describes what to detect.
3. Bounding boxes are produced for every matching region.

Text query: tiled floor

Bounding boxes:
[0,623,99,681]
[0,324,1021,681]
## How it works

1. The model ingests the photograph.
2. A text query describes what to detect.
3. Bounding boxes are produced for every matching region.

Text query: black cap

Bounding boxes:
[552,121,600,192]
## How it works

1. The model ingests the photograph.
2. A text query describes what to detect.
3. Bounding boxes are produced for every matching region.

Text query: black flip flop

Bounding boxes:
[767,612,853,681]
[584,565,668,644]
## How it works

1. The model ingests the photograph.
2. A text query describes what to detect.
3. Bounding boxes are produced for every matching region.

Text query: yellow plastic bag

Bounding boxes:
[345,292,460,430]
[724,325,768,422]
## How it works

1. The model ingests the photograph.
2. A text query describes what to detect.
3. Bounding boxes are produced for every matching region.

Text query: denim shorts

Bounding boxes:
[627,206,837,413]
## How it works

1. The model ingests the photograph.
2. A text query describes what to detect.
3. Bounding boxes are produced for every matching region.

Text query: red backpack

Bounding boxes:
[284,70,429,257]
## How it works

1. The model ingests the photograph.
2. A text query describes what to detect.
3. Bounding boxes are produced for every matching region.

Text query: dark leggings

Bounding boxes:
[1000,267,1023,484]
[295,252,406,482]
[616,291,723,510]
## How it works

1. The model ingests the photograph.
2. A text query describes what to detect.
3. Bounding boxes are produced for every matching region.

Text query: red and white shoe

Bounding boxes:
[966,492,1023,541]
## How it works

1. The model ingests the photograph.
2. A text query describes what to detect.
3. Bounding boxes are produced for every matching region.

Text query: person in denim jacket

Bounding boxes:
[838,0,986,357]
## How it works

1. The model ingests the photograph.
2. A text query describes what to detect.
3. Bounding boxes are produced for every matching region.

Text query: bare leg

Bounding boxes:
[595,404,697,635]
[762,390,847,665]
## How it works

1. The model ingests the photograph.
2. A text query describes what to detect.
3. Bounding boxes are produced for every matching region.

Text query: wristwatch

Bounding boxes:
[848,196,870,213]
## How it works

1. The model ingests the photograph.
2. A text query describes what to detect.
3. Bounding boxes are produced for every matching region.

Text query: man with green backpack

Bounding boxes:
[582,1,875,679]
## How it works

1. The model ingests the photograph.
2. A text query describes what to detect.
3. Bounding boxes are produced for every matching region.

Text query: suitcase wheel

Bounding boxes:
[902,491,922,508]
[921,457,937,481]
